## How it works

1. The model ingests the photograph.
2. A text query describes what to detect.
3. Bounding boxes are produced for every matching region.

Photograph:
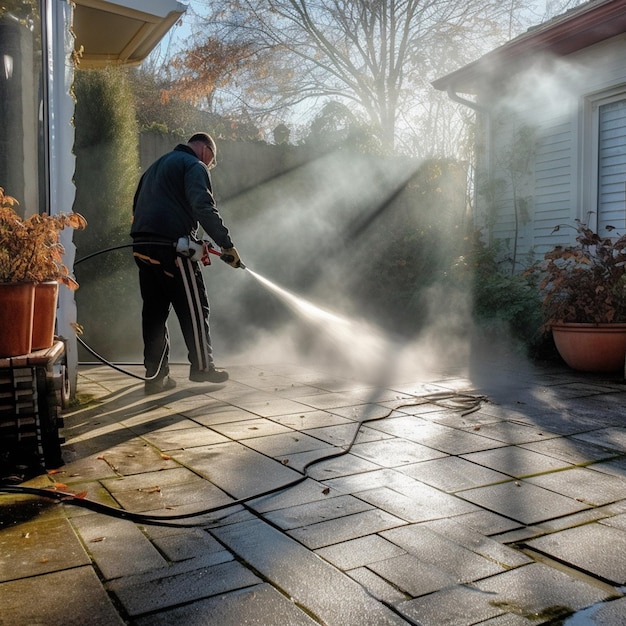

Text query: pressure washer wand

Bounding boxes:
[208,246,246,269]
[174,237,246,269]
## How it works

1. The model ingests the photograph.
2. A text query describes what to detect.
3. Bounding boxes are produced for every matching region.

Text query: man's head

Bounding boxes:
[188,132,217,169]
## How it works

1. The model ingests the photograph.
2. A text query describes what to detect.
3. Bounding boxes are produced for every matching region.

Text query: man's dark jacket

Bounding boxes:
[131,144,233,248]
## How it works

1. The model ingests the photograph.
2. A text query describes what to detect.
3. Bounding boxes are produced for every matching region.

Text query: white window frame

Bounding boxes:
[581,86,626,232]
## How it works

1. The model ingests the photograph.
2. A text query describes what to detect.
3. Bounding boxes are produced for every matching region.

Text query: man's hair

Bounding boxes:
[188,132,216,155]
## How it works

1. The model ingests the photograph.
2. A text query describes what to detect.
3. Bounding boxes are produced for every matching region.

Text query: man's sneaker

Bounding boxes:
[189,368,229,383]
[145,376,177,395]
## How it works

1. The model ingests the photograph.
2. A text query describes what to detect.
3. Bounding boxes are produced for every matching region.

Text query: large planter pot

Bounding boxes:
[552,323,626,373]
[32,281,59,351]
[0,282,35,357]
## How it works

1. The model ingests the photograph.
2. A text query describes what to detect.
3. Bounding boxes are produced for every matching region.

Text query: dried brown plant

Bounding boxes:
[0,187,87,289]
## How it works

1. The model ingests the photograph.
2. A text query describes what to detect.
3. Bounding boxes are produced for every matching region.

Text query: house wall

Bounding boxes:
[476,32,626,264]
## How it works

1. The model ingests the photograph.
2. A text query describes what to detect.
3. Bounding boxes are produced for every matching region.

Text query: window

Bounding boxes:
[597,98,626,234]
[0,1,45,217]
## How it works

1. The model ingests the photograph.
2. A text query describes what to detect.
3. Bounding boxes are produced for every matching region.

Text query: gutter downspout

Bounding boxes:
[446,85,492,233]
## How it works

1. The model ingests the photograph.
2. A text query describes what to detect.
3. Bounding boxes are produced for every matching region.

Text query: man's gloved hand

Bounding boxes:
[220,247,243,268]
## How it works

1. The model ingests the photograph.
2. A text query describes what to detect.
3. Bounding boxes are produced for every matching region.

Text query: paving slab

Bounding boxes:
[44,450,122,482]
[110,558,262,616]
[315,534,406,570]
[601,512,626,531]
[457,480,589,525]
[271,409,353,429]
[79,438,180,476]
[139,425,230,450]
[288,508,406,549]
[471,421,559,445]
[206,416,294,439]
[527,522,626,585]
[396,583,506,626]
[303,451,382,479]
[71,513,167,580]
[347,567,409,604]
[212,518,410,625]
[0,566,124,626]
[461,445,576,477]
[368,552,459,596]
[296,391,382,410]
[475,562,615,621]
[132,582,319,626]
[0,516,90,582]
[234,397,316,418]
[249,477,343,513]
[322,466,428,494]
[525,466,626,506]
[171,440,303,499]
[380,523,507,583]
[423,518,533,568]
[450,509,523,536]
[478,614,537,626]
[304,422,391,446]
[590,456,626,479]
[0,492,64,527]
[242,430,335,457]
[573,427,626,453]
[330,402,403,420]
[520,436,622,464]
[370,416,508,454]
[356,484,478,522]
[566,597,626,626]
[101,467,234,513]
[120,406,201,434]
[349,438,446,466]
[262,493,373,529]
[398,455,509,492]
[381,400,456,417]
[177,403,261,425]
[146,527,234,564]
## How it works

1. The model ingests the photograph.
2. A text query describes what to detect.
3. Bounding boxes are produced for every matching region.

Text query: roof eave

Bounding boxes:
[433,0,626,94]
[72,0,187,68]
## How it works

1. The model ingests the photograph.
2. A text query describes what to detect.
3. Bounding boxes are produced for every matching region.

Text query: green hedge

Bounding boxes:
[72,66,142,360]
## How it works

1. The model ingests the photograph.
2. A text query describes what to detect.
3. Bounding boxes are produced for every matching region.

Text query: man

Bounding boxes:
[131,132,242,394]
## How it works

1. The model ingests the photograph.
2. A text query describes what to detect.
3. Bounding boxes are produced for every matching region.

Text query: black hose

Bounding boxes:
[0,393,484,527]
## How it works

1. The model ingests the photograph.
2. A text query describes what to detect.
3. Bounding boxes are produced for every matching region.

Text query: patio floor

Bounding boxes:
[1,356,626,625]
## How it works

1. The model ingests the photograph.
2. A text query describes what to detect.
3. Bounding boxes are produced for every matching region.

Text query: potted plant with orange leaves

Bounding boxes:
[0,186,86,356]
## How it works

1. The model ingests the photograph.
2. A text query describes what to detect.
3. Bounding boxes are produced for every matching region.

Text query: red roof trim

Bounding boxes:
[433,0,626,92]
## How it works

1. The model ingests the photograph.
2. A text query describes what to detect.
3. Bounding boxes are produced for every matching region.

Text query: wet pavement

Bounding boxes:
[1,357,626,625]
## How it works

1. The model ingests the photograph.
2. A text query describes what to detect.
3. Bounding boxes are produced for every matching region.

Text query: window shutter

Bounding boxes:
[598,99,626,233]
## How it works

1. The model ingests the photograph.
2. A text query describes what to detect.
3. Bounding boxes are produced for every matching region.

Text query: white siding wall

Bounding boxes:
[477,33,626,262]
[533,121,575,254]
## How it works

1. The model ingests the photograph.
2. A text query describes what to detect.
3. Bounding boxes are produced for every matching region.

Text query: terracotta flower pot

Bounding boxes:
[0,282,35,357]
[552,323,626,373]
[32,281,59,351]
